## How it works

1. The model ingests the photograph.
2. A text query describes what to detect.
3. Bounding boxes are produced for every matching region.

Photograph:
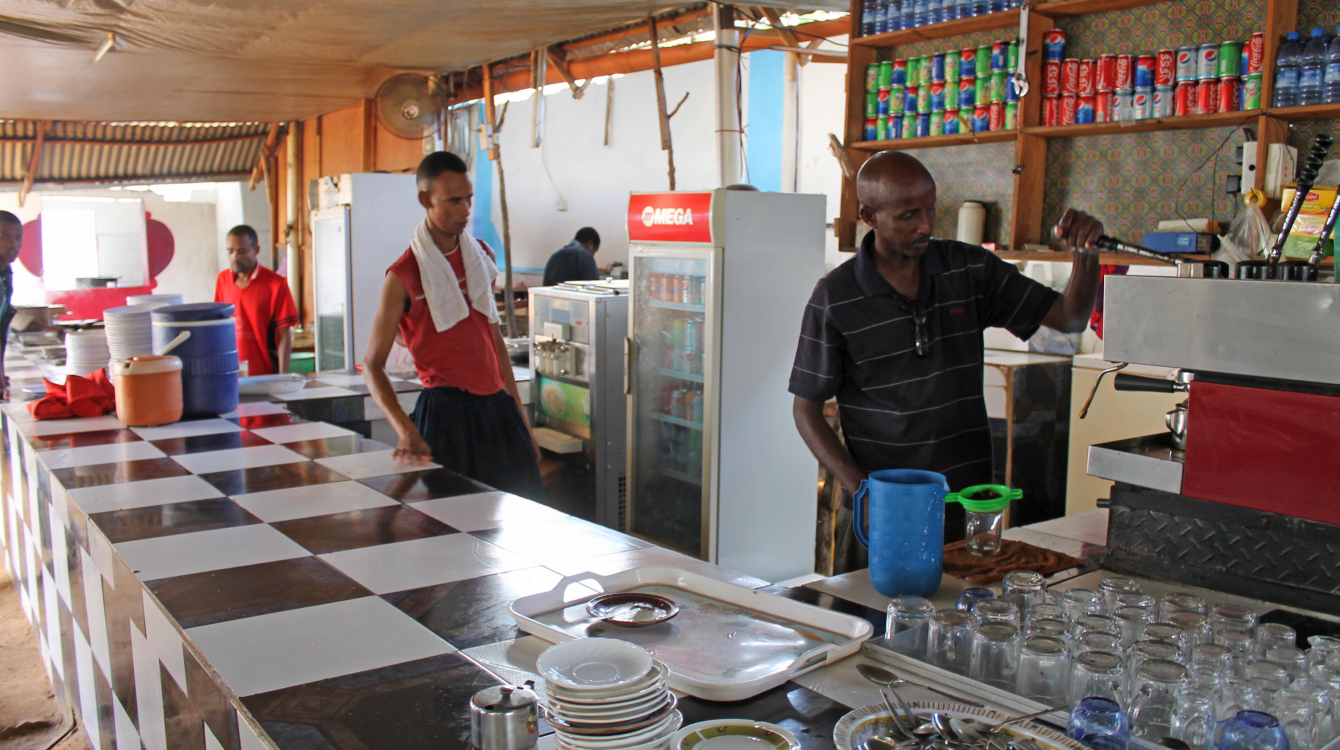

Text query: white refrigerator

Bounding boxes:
[625,189,825,583]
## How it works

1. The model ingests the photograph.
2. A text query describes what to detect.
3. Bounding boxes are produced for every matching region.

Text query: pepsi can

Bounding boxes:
[864,117,878,140]
[930,81,947,110]
[932,53,946,81]
[892,58,909,85]
[1135,55,1156,89]
[1133,87,1152,119]
[960,48,977,78]
[991,40,1008,71]
[1175,46,1197,82]
[1042,29,1066,60]
[877,87,891,116]
[905,85,918,112]
[1005,74,1020,102]
[891,114,904,139]
[916,111,931,137]
[1112,89,1133,120]
[1152,86,1173,117]
[972,105,990,132]
[944,109,960,134]
[1076,95,1096,123]
[958,77,976,108]
[1197,43,1218,80]
[930,109,945,136]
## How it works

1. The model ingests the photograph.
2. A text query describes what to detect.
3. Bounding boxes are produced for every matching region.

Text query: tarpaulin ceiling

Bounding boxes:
[0,0,845,123]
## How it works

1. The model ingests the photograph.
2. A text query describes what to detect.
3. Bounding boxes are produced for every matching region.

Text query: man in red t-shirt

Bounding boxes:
[214,225,299,376]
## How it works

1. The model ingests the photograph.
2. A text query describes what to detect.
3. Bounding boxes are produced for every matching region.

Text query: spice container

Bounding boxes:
[469,684,539,750]
[946,484,1022,556]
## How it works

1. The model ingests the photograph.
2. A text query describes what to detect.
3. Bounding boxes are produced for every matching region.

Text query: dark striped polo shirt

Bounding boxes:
[789,233,1059,492]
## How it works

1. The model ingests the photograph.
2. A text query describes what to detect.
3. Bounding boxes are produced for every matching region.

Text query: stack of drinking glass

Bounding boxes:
[884,571,1340,750]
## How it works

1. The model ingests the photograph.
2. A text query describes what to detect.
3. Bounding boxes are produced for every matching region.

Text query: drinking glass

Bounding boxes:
[1170,612,1214,651]
[1078,632,1124,657]
[1194,643,1234,674]
[1062,589,1105,622]
[957,587,995,613]
[1068,697,1131,750]
[1216,627,1256,676]
[1288,681,1338,746]
[974,599,1021,628]
[1265,645,1308,682]
[1017,635,1070,703]
[1127,659,1189,740]
[1214,710,1290,750]
[1127,641,1184,703]
[1070,650,1126,707]
[1030,602,1070,624]
[1003,570,1048,613]
[1188,663,1227,694]
[1171,687,1218,750]
[1145,622,1191,659]
[970,622,1021,690]
[1306,636,1340,672]
[1115,607,1153,650]
[1218,678,1269,721]
[1077,614,1122,638]
[887,595,935,657]
[1210,604,1258,637]
[1099,578,1143,615]
[1029,617,1071,640]
[1245,660,1290,695]
[927,608,975,676]
[1159,593,1208,621]
[1270,691,1316,750]
[1115,593,1157,613]
[1256,624,1297,659]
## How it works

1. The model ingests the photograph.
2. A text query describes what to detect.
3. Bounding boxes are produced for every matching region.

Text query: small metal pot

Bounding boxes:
[469,685,539,750]
[1165,400,1189,450]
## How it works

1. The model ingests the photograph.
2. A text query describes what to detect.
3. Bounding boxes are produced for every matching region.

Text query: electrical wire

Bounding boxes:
[1172,117,1254,233]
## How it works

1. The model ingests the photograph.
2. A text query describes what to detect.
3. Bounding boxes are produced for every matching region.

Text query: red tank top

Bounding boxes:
[387,246,504,395]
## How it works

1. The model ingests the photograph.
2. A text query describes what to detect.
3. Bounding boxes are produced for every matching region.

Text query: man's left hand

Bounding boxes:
[1054,208,1105,254]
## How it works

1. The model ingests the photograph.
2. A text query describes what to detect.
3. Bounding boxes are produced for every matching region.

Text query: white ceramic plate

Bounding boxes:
[547,664,669,706]
[833,702,1085,750]
[557,711,683,749]
[539,640,656,692]
[238,374,310,396]
[671,720,800,749]
[552,691,671,719]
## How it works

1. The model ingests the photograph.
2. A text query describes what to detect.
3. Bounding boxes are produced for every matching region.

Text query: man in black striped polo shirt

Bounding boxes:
[790,152,1103,555]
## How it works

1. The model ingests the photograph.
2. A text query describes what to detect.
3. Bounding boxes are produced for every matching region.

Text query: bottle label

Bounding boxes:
[1300,69,1323,88]
[1327,63,1340,81]
[1277,68,1300,88]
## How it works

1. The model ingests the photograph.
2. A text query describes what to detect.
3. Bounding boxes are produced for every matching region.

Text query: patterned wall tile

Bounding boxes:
[1297,0,1340,38]
[1056,0,1266,58]
[919,141,1018,244]
[878,29,1018,64]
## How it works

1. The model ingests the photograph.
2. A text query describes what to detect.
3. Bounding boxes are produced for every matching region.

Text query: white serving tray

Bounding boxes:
[509,566,874,702]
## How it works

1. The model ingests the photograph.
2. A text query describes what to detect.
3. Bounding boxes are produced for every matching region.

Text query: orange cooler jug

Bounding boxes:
[113,355,183,427]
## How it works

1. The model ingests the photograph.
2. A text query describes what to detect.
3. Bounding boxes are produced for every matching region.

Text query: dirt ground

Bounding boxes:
[0,565,91,750]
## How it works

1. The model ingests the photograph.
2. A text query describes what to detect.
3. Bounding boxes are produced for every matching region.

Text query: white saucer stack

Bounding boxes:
[124,293,183,310]
[103,305,155,368]
[65,329,111,377]
[538,639,682,750]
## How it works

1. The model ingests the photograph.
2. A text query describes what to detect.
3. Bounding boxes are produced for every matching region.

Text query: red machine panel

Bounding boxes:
[627,192,714,244]
[1182,380,1340,526]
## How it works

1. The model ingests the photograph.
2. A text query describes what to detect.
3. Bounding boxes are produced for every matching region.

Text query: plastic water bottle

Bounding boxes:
[958,0,975,18]
[913,0,928,27]
[862,0,875,36]
[928,0,942,25]
[1327,25,1340,103]
[1299,28,1329,105]
[874,0,888,34]
[942,0,959,22]
[1274,31,1303,108]
[901,0,915,29]
[889,0,903,31]
[974,0,989,16]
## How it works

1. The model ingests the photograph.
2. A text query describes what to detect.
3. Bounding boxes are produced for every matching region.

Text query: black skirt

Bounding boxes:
[411,386,545,501]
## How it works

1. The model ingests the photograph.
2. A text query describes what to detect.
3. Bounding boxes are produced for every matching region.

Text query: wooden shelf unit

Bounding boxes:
[837,0,1337,255]
[995,250,1336,266]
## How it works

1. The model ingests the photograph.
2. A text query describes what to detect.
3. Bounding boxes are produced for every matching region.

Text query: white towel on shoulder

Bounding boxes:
[409,218,500,332]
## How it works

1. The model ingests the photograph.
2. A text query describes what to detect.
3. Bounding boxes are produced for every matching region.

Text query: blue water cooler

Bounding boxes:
[151,303,240,417]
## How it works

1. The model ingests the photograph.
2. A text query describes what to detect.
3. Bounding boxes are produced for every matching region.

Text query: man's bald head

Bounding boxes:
[856,152,936,211]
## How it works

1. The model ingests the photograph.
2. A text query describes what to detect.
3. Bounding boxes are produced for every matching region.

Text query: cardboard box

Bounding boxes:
[1141,231,1216,254]
[1278,184,1337,259]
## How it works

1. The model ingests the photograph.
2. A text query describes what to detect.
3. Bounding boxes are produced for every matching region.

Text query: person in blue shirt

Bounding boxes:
[0,212,21,400]
[542,227,600,286]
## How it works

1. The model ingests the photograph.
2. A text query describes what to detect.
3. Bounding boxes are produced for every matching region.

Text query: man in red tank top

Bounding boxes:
[362,152,544,500]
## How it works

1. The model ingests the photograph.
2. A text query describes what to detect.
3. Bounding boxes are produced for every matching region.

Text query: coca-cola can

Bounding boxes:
[1156,49,1175,88]
[1218,76,1240,112]
[989,100,1005,131]
[1132,87,1152,119]
[1097,55,1117,91]
[1078,59,1096,95]
[1152,86,1173,118]
[1095,90,1113,123]
[1197,43,1219,80]
[1062,58,1080,95]
[1175,46,1198,83]
[1135,55,1156,89]
[1115,55,1134,90]
[1197,78,1219,113]
[1044,95,1061,126]
[1044,59,1062,96]
[1175,80,1197,115]
[1043,29,1067,61]
[1246,32,1264,74]
[1060,93,1078,125]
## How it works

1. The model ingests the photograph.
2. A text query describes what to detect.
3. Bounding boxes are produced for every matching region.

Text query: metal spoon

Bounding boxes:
[930,712,958,741]
[866,739,900,750]
[949,717,985,746]
[858,664,987,708]
[961,705,1070,734]
[856,664,917,737]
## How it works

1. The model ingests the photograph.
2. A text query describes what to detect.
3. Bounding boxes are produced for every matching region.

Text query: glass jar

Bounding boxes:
[946,485,1020,557]
[887,595,935,658]
[1003,570,1048,613]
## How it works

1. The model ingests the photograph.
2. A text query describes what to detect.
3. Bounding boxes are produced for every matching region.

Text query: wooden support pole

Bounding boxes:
[492,102,517,338]
[482,64,499,160]
[249,122,283,191]
[649,14,678,190]
[18,120,50,207]
[546,47,590,99]
[758,7,808,66]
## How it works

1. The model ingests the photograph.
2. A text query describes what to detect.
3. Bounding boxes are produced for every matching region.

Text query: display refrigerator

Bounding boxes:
[625,189,826,583]
[528,281,629,530]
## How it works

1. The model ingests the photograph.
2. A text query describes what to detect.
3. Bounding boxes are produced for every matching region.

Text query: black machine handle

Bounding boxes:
[1270,133,1333,264]
[1114,373,1183,394]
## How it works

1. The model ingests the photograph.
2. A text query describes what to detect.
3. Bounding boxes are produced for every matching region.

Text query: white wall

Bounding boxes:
[216,182,274,273]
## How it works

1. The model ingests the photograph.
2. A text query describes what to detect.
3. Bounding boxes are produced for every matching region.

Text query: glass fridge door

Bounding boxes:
[626,250,713,558]
[312,208,352,372]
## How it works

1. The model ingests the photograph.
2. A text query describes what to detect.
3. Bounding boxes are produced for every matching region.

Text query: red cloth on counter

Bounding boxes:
[29,369,117,420]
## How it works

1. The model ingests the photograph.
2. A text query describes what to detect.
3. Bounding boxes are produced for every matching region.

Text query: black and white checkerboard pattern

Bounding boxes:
[1,353,876,750]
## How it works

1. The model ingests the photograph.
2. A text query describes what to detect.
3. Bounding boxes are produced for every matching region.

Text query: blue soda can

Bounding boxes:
[943,108,960,134]
[958,77,976,108]
[991,40,1008,72]
[890,114,904,139]
[971,104,991,131]
[1005,75,1020,101]
[1076,95,1096,123]
[930,81,947,109]
[931,53,946,82]
[916,111,930,137]
[864,117,878,140]
[904,85,918,112]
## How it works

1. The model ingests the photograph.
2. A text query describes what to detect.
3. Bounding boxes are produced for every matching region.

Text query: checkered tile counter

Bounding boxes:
[0,354,889,750]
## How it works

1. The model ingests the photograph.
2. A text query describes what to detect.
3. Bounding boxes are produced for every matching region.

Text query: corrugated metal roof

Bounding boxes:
[0,120,270,187]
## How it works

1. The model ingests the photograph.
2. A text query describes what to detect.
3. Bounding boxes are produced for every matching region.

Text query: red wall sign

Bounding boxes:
[627,192,714,244]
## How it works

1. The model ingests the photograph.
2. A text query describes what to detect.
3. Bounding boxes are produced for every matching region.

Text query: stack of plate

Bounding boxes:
[124,293,183,310]
[538,639,682,750]
[65,329,111,376]
[103,305,155,368]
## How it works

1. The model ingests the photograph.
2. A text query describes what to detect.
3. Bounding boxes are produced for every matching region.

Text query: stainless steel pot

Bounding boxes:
[469,685,539,750]
[1165,400,1189,450]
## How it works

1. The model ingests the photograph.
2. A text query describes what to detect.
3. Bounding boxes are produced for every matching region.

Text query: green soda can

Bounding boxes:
[976,46,992,79]
[917,84,931,113]
[876,115,889,141]
[974,75,989,104]
[945,79,959,109]
[945,51,960,82]
[866,89,879,117]
[905,57,918,88]
[1004,101,1019,130]
[1006,40,1019,72]
[919,55,933,86]
[1219,41,1243,79]
[866,63,880,93]
[990,71,1007,102]
[902,112,917,139]
[890,84,906,113]
[878,60,894,88]
[929,109,945,136]
[1242,72,1263,109]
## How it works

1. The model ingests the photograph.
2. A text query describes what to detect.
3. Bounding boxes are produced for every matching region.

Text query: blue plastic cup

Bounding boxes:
[853,469,949,598]
[1214,711,1290,750]
[1068,697,1131,750]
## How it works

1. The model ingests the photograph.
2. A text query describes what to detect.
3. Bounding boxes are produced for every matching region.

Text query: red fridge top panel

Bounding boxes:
[628,192,714,244]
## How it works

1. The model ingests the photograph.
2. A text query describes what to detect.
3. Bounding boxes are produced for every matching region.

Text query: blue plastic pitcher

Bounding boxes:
[853,469,950,598]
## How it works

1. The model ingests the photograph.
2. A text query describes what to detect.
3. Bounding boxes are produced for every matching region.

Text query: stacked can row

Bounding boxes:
[859,0,1021,37]
[1041,29,1265,126]
[863,41,1021,140]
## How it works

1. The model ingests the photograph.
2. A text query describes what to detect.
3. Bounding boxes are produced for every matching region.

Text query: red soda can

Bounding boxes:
[1115,55,1134,90]
[988,100,1005,131]
[1062,59,1080,95]
[1095,91,1113,122]
[1044,59,1062,96]
[1097,55,1117,91]
[1175,80,1197,115]
[1078,59,1096,95]
[1246,32,1264,74]
[1218,76,1240,112]
[1197,79,1218,113]
[1156,49,1175,87]
[1044,96,1060,126]
[1060,93,1078,125]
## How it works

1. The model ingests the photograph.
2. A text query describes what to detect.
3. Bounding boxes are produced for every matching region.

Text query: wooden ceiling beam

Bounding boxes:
[19,121,50,207]
[563,6,711,52]
[248,122,284,191]
[0,133,268,148]
[546,47,590,99]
